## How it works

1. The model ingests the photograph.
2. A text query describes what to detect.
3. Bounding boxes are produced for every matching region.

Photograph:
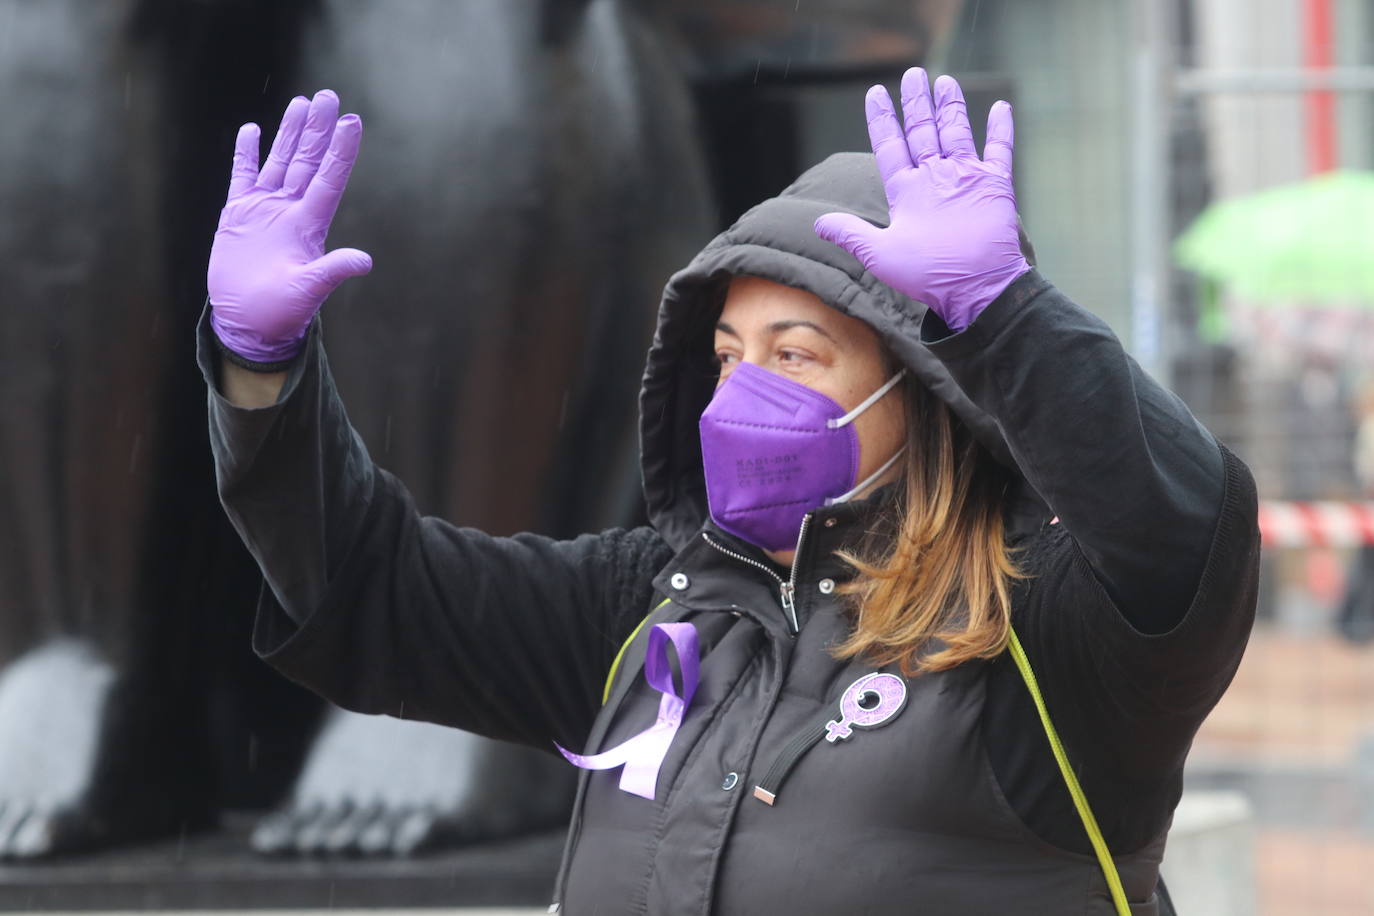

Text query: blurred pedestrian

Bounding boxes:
[1337,380,1374,642]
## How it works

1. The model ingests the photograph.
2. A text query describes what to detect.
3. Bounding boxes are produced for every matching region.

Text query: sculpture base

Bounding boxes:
[0,814,561,910]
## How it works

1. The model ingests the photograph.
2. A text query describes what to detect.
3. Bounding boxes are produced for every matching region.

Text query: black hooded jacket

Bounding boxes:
[201,153,1258,914]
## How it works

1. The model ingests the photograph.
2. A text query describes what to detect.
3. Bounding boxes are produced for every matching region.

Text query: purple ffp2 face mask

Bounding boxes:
[698,361,906,551]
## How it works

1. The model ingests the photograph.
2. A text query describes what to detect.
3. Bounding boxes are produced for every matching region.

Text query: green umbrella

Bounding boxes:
[1175,170,1374,307]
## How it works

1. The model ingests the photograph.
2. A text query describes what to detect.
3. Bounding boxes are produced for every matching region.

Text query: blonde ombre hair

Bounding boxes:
[833,373,1023,676]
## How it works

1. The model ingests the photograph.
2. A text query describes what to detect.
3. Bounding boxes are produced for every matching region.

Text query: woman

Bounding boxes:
[203,70,1258,914]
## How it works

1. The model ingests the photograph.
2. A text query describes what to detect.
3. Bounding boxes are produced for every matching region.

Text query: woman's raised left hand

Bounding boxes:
[814,69,1030,332]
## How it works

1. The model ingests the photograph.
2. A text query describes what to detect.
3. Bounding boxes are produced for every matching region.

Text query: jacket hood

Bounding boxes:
[638,152,1020,551]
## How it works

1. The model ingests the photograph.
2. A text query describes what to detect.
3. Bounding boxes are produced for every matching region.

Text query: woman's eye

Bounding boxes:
[778,349,810,364]
[715,351,738,367]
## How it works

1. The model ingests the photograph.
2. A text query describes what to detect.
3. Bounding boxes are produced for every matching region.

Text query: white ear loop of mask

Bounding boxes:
[823,368,909,506]
[825,369,907,429]
[826,445,907,506]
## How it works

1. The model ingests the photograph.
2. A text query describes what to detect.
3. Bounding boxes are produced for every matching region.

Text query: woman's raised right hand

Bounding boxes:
[208,90,373,366]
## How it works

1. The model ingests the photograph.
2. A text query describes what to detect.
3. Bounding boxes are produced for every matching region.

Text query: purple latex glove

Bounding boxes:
[814,69,1029,332]
[208,90,373,365]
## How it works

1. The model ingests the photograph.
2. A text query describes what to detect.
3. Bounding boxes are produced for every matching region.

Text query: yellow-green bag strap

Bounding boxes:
[1007,627,1130,916]
[601,598,672,705]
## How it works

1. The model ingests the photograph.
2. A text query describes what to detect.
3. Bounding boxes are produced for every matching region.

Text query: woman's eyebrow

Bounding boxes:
[714,318,838,343]
[767,319,837,342]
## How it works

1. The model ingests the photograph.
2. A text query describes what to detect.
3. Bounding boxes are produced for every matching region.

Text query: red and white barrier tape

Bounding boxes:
[1259,501,1374,548]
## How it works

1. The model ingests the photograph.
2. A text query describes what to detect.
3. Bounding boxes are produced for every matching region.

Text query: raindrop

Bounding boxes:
[124,72,131,110]
[753,60,762,85]
[384,414,393,453]
[262,73,272,94]
[128,433,142,475]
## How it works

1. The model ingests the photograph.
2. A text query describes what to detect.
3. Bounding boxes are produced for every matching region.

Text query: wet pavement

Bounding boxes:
[0,823,563,911]
[1189,623,1374,915]
[25,912,544,916]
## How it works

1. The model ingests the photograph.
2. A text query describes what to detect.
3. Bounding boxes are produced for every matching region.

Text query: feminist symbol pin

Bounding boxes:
[824,672,908,742]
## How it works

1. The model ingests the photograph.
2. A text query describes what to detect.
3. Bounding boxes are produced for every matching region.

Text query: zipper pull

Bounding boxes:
[778,582,798,635]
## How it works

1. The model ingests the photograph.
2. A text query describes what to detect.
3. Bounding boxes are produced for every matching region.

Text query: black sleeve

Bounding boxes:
[198,306,674,752]
[985,446,1259,854]
[922,270,1225,634]
[928,274,1263,853]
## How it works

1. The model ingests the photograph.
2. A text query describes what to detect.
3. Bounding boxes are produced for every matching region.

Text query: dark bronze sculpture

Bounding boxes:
[0,0,716,862]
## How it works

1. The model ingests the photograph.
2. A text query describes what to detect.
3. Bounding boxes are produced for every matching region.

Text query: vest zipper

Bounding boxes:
[701,514,812,636]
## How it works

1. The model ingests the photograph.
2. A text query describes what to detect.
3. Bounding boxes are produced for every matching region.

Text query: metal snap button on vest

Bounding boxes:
[818,578,836,595]
[824,517,838,527]
[670,572,689,590]
[721,772,739,791]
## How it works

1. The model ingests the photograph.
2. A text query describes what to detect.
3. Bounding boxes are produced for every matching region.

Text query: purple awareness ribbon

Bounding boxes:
[556,622,699,800]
